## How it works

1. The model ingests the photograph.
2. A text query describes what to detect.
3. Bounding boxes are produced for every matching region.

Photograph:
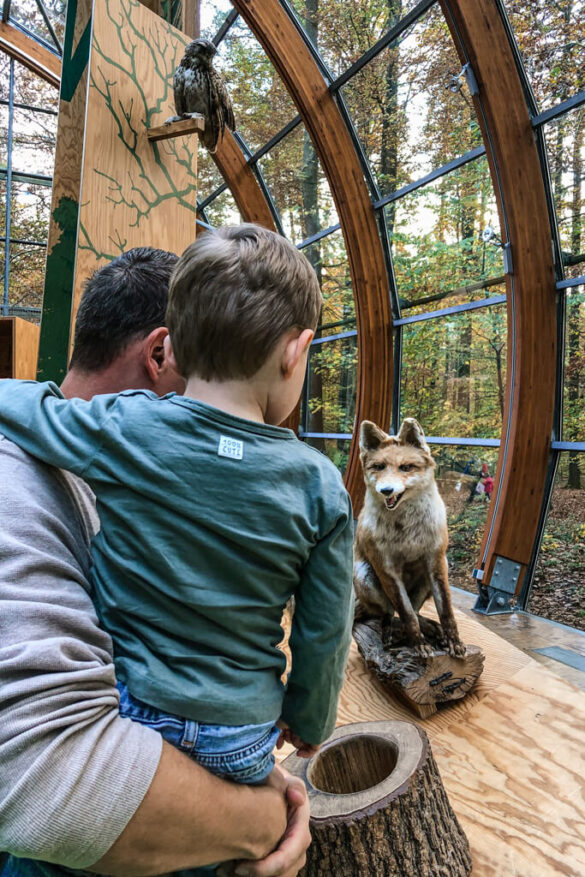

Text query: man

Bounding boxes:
[0,247,310,877]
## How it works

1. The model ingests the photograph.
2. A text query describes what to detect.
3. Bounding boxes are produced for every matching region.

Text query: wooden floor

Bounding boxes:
[452,587,585,692]
[278,598,585,876]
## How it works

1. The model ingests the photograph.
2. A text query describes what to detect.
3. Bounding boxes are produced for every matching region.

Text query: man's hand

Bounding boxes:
[217,766,311,877]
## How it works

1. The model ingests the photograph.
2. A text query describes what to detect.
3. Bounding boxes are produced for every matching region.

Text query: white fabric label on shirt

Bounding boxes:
[218,435,244,460]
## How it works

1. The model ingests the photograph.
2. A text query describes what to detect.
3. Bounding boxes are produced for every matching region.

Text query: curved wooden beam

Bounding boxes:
[441,0,557,595]
[212,130,277,231]
[230,0,392,509]
[0,21,60,88]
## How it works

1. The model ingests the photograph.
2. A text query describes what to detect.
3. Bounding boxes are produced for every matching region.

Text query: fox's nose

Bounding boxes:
[380,487,394,496]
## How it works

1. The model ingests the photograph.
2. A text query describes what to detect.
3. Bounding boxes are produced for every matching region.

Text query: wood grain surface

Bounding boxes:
[72,0,200,325]
[279,604,585,875]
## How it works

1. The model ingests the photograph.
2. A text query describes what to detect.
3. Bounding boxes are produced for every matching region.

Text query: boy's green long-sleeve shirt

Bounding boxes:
[0,380,354,744]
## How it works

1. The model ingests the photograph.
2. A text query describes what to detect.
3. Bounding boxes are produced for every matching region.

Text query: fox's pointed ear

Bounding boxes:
[359,420,388,451]
[397,418,430,453]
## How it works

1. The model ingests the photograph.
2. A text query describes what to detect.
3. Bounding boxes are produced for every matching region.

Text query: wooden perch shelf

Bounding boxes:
[147,115,205,142]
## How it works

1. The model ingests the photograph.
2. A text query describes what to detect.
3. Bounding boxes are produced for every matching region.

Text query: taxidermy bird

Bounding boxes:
[169,38,236,153]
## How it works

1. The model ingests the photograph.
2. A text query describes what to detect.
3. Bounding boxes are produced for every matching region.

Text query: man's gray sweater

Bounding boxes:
[0,437,162,868]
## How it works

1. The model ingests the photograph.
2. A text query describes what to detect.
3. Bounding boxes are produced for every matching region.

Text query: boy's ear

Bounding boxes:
[282,328,314,378]
[162,333,180,374]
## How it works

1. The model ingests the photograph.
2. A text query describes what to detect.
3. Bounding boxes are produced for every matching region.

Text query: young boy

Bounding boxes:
[0,224,354,787]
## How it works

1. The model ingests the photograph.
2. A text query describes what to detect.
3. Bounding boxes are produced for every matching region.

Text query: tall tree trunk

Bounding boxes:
[301,0,324,439]
[380,0,402,236]
[567,111,583,488]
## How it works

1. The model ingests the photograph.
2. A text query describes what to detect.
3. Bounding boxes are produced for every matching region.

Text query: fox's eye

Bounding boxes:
[399,464,414,472]
[372,463,386,471]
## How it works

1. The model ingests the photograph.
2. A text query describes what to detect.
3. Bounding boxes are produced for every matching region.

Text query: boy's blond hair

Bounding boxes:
[167,224,323,381]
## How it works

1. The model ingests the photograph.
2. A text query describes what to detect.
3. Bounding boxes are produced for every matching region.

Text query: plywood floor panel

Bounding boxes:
[279,605,585,875]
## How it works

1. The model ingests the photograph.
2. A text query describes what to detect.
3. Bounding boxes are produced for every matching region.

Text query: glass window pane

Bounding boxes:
[502,1,585,112]
[0,54,9,102]
[197,150,227,205]
[258,124,337,244]
[215,17,298,154]
[304,335,357,435]
[0,105,8,168]
[289,0,426,79]
[303,437,352,476]
[203,188,242,226]
[564,285,585,443]
[528,451,585,631]
[387,156,504,309]
[400,303,507,439]
[8,241,47,313]
[316,230,356,333]
[342,4,482,196]
[542,111,585,277]
[200,0,235,41]
[431,443,500,593]
[12,107,57,176]
[10,181,51,245]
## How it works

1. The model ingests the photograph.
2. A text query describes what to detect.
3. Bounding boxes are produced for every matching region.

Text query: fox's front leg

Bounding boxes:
[371,558,433,657]
[428,552,466,657]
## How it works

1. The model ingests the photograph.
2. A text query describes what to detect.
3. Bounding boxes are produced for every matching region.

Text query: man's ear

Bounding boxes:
[282,328,314,379]
[142,327,169,383]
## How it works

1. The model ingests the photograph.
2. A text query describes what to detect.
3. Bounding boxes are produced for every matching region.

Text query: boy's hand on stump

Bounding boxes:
[276,721,321,758]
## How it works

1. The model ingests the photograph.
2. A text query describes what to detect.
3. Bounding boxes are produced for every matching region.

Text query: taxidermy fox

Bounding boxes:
[353,418,465,658]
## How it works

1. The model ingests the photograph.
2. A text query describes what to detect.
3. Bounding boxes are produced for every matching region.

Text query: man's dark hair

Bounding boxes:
[68,247,179,372]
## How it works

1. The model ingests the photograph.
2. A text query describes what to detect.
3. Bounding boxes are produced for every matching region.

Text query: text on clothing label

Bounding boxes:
[218,435,244,460]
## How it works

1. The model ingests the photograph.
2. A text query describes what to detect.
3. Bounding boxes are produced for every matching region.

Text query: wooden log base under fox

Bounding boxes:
[283,721,472,877]
[353,616,485,718]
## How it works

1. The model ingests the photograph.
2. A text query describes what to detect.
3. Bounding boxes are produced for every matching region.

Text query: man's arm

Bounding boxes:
[92,741,290,874]
[280,488,354,744]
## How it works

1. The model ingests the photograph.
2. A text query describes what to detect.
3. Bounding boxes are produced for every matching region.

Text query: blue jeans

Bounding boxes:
[117,682,281,785]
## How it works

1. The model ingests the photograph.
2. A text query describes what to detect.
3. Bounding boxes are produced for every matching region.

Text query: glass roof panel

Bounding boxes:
[8,0,63,53]
[288,0,429,80]
[258,123,338,245]
[215,16,298,154]
[14,60,59,113]
[400,302,507,439]
[542,111,585,280]
[503,0,585,112]
[342,3,482,198]
[386,155,504,311]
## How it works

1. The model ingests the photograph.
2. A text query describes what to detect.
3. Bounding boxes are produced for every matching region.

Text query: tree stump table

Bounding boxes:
[283,721,471,876]
[353,614,485,718]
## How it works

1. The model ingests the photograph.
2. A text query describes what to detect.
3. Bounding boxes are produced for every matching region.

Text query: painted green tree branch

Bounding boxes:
[80,0,198,258]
